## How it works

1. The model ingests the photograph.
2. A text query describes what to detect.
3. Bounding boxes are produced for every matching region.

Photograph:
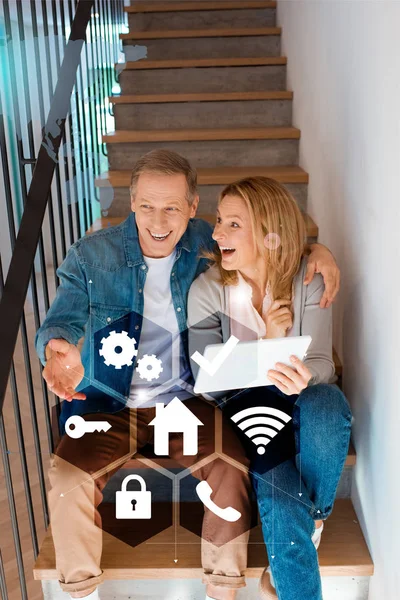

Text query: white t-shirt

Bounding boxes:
[126,250,193,408]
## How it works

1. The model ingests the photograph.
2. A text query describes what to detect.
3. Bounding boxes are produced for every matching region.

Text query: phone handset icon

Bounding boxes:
[196,481,242,522]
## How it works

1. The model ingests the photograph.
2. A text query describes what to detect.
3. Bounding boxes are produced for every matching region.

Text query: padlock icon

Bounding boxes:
[115,474,152,519]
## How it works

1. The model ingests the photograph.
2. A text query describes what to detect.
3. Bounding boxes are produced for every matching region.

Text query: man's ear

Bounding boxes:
[190,195,200,218]
[130,195,136,212]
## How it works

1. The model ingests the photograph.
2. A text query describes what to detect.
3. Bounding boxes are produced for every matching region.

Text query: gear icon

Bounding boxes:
[136,354,163,382]
[99,330,138,369]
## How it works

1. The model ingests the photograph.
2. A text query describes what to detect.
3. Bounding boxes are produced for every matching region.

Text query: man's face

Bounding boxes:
[131,172,199,258]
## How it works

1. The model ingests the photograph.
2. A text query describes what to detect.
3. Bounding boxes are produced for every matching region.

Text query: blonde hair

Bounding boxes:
[207,176,307,301]
[130,149,198,205]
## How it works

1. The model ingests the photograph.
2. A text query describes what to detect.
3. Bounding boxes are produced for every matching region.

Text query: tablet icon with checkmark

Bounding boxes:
[191,335,239,377]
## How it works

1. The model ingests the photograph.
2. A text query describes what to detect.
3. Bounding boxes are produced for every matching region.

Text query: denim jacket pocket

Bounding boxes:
[90,302,132,329]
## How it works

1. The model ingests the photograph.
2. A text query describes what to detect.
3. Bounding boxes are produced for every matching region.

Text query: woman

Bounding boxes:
[187,177,352,600]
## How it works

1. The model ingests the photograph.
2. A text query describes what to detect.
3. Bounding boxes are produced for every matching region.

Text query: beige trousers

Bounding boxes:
[48,398,252,598]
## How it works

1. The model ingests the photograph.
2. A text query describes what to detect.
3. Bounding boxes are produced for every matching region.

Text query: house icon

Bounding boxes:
[149,397,204,456]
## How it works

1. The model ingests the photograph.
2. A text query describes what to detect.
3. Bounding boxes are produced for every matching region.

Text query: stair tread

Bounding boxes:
[96,166,308,187]
[103,127,300,143]
[125,2,278,13]
[121,56,287,69]
[33,499,372,578]
[110,91,294,104]
[121,27,281,40]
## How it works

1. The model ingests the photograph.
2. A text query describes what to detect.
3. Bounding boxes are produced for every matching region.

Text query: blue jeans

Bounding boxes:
[248,383,352,599]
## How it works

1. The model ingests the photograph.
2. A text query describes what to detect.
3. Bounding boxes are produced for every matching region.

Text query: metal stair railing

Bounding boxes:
[0,1,125,597]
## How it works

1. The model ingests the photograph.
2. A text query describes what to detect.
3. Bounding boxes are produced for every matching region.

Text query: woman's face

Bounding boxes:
[212,194,259,271]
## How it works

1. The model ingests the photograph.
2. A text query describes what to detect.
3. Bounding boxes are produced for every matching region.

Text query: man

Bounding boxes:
[35,149,340,600]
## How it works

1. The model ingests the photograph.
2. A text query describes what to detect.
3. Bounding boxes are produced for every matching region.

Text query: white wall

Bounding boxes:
[276,1,400,597]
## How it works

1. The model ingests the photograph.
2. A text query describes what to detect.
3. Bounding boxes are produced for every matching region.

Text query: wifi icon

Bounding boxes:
[231,406,292,455]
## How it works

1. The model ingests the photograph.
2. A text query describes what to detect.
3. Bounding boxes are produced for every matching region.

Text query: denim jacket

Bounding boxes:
[35,212,214,432]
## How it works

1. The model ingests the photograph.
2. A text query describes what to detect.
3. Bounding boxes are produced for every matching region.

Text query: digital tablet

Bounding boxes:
[193,335,312,394]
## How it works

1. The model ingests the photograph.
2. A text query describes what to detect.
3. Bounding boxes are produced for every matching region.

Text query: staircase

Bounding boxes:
[33,2,373,598]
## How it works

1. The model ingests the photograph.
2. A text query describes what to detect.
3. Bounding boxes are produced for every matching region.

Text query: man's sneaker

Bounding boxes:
[69,589,99,600]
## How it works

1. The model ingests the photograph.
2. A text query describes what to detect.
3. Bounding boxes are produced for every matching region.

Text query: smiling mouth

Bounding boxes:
[149,230,172,242]
[219,246,236,256]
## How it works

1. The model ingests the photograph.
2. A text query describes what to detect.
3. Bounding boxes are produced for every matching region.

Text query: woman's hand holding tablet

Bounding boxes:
[267,355,312,395]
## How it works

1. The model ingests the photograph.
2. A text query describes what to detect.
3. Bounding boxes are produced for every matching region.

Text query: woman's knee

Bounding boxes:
[255,477,314,537]
[296,383,352,422]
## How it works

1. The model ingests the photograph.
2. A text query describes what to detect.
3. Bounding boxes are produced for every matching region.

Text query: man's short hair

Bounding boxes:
[130,149,198,205]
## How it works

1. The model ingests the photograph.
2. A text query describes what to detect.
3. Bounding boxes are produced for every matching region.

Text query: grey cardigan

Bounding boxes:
[187,256,337,391]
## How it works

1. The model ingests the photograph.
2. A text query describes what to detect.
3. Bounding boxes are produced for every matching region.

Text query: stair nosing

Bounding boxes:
[110,91,294,104]
[34,563,374,580]
[96,166,309,187]
[103,127,301,144]
[120,27,281,40]
[125,1,278,14]
[119,57,287,70]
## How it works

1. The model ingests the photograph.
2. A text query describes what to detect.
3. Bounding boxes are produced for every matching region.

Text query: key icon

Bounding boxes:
[65,415,112,439]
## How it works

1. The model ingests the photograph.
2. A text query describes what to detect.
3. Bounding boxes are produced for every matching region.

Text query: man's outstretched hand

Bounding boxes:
[43,338,86,402]
[304,243,340,308]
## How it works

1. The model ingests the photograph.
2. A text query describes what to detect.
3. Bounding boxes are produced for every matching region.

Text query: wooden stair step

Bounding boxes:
[120,57,287,70]
[33,499,372,579]
[95,166,308,188]
[120,27,281,40]
[103,127,300,144]
[109,91,294,104]
[125,2,277,13]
